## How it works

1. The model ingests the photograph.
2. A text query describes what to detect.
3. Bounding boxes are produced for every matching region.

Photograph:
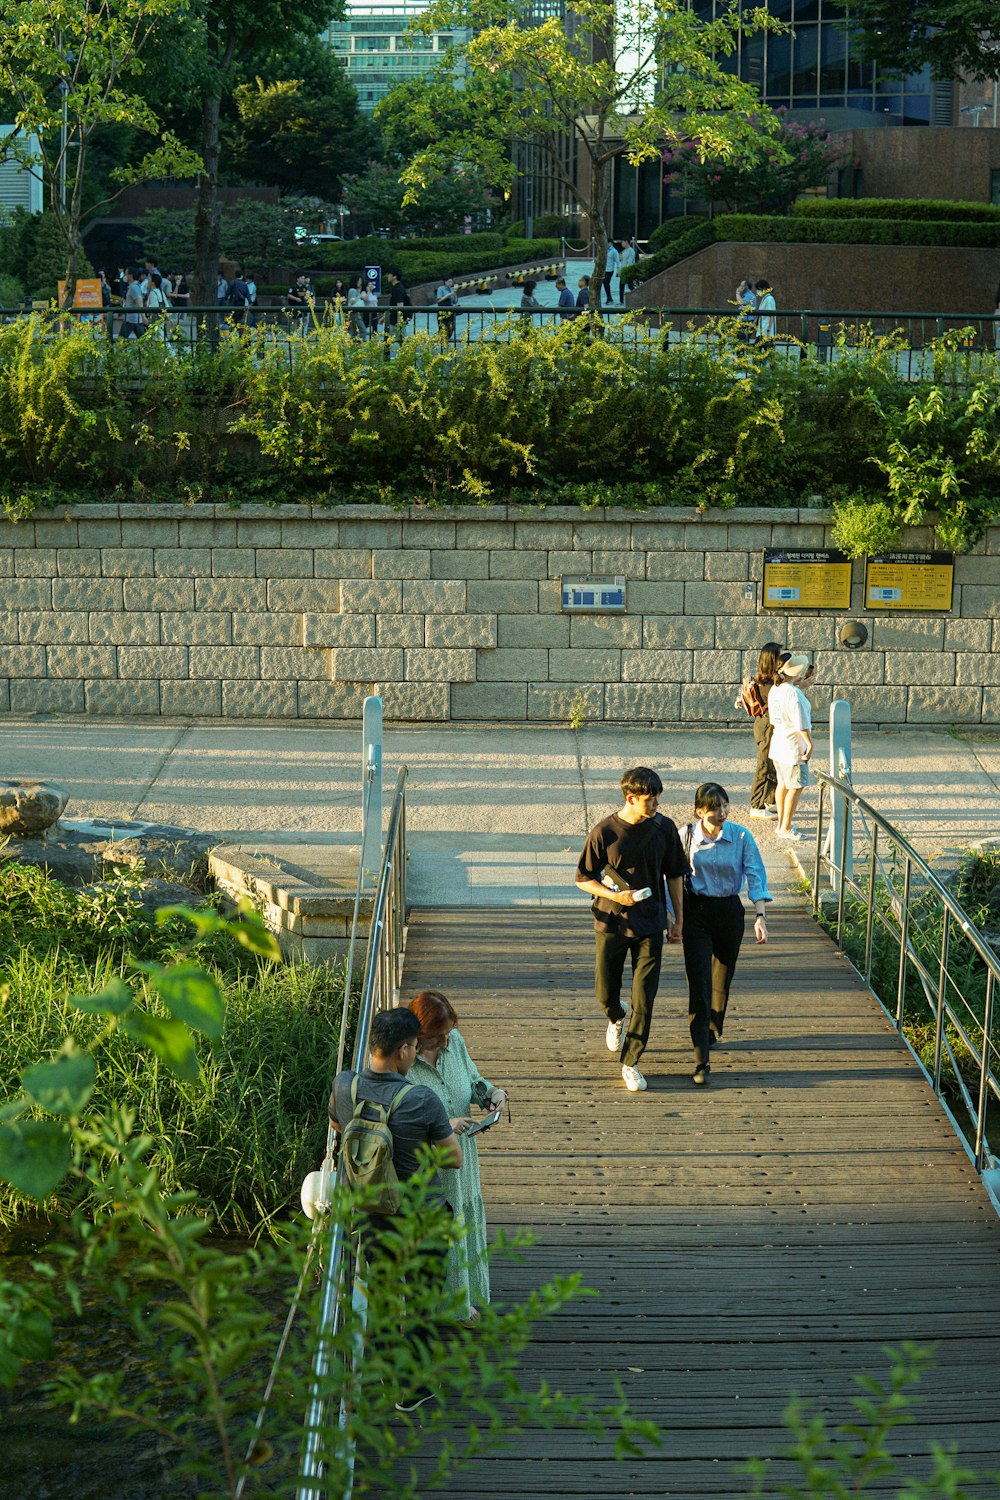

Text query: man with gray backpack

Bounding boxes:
[329,1007,462,1410]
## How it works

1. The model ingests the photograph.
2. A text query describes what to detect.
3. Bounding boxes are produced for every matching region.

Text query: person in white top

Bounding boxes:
[755,277,776,342]
[767,654,816,841]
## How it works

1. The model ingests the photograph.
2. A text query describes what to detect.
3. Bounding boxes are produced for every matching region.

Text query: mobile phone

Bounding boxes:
[466,1108,502,1136]
[633,887,652,901]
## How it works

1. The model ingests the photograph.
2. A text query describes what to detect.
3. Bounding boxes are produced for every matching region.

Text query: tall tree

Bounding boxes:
[0,0,200,306]
[402,0,779,307]
[846,0,1000,83]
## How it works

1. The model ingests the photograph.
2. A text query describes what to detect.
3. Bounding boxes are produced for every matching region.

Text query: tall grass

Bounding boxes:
[0,862,344,1237]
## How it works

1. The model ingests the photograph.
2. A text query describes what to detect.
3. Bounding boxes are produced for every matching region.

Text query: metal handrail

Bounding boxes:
[811,768,1000,1187]
[297,765,408,1500]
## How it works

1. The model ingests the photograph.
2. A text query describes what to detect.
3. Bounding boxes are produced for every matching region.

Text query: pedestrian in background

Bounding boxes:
[756,277,776,346]
[736,640,786,821]
[768,654,816,840]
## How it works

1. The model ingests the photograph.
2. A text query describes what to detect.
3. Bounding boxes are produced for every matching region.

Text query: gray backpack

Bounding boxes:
[341,1076,415,1214]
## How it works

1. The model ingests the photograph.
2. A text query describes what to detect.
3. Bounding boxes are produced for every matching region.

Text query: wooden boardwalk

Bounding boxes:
[401,905,1000,1498]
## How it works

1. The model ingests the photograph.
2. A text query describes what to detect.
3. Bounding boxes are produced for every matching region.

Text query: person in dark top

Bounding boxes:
[575,766,687,1093]
[330,1006,461,1411]
[385,269,412,339]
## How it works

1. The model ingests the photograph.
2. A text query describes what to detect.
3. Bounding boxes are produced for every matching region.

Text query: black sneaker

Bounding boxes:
[395,1386,437,1413]
[693,1065,709,1086]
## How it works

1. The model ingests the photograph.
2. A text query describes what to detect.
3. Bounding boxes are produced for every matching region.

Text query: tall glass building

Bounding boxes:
[325,1,469,113]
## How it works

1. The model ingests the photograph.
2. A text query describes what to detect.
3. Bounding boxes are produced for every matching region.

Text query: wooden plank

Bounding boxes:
[395,906,1000,1500]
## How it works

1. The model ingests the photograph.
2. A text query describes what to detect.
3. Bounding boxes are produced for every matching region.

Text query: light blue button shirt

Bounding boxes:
[686,820,771,906]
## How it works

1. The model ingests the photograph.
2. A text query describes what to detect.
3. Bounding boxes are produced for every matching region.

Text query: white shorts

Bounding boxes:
[774,760,810,791]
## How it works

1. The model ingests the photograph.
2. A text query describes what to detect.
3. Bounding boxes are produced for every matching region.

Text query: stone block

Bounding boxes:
[303,613,375,648]
[569,615,642,649]
[450,681,527,720]
[267,579,337,612]
[499,614,570,647]
[814,650,885,685]
[645,551,698,581]
[983,688,1000,721]
[778,618,838,651]
[548,647,621,682]
[870,618,945,650]
[622,649,692,682]
[618,581,684,615]
[0,613,17,643]
[372,549,431,580]
[403,579,467,614]
[160,680,222,716]
[770,523,826,548]
[377,614,425,647]
[466,580,536,614]
[331,648,403,682]
[297,682,371,718]
[683,581,756,614]
[490,550,548,580]
[679,682,743,722]
[10,679,84,713]
[955,652,1000,686]
[705,551,748,582]
[86,679,160,715]
[155,547,211,577]
[20,612,88,644]
[280,519,340,548]
[100,547,154,577]
[684,523,733,552]
[700,616,773,651]
[235,520,282,547]
[54,578,123,611]
[590,551,634,575]
[178,518,237,547]
[630,523,687,553]
[260,647,328,681]
[380,683,451,720]
[692,649,741,681]
[124,579,194,612]
[430,548,489,580]
[573,522,632,551]
[8,579,53,609]
[643,615,715,649]
[161,611,232,645]
[339,579,400,615]
[425,614,496,648]
[255,548,314,579]
[727,524,773,550]
[33,517,79,547]
[945,619,991,652]
[47,644,116,679]
[313,548,374,578]
[606,683,681,721]
[338,519,403,548]
[8,646,47,677]
[15,547,58,577]
[954,586,1000,618]
[120,519,179,549]
[89,612,160,645]
[537,580,564,614]
[884,651,956,686]
[57,548,102,577]
[455,519,514,550]
[194,579,267,612]
[222,680,298,717]
[0,679,8,711]
[954,555,1000,586]
[400,518,456,549]
[526,682,603,721]
[230,613,299,646]
[513,520,575,550]
[475,648,549,681]
[404,648,476,683]
[118,646,189,679]
[210,548,256,578]
[190,646,260,680]
[828,687,906,723]
[907,686,982,723]
[76,519,122,547]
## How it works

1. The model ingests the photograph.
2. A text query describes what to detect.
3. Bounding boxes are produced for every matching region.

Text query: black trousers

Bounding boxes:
[594,930,664,1067]
[356,1210,451,1376]
[750,715,777,810]
[682,893,746,1068]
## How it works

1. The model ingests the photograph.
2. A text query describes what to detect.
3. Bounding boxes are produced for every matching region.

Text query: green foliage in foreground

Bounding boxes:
[1,313,999,550]
[0,864,336,1235]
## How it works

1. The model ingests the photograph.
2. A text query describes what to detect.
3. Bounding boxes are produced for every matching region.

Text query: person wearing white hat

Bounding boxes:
[767,655,816,840]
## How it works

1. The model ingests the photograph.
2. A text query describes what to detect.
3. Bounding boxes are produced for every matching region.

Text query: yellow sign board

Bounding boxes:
[56,278,103,309]
[865,552,954,612]
[762,549,853,611]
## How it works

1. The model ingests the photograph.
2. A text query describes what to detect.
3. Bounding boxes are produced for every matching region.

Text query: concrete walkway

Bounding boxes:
[2,717,998,905]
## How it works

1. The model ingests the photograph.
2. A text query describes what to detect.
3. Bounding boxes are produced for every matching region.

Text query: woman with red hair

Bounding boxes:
[408,989,508,1325]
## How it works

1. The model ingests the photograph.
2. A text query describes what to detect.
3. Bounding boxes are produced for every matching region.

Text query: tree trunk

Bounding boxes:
[61,157,85,311]
[588,156,609,311]
[194,89,222,332]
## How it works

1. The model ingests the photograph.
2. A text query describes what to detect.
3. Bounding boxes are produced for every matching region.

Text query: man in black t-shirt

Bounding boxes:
[575,766,687,1093]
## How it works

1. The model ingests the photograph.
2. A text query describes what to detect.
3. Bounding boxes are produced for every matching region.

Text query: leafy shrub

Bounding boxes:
[647,215,709,253]
[715,213,1000,248]
[0,272,25,308]
[623,219,717,287]
[792,196,1000,223]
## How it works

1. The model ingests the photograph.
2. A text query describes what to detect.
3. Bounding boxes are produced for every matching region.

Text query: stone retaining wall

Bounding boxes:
[1,504,998,726]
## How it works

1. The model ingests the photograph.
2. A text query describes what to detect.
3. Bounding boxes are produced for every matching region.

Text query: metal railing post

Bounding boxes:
[896,856,912,1032]
[835,792,850,943]
[863,824,878,985]
[933,907,951,1093]
[812,783,825,914]
[974,971,995,1170]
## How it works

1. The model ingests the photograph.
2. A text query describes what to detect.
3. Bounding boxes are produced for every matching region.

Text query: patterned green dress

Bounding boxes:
[410,1029,494,1320]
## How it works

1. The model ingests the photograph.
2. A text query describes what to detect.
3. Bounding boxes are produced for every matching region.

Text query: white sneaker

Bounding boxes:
[621,1064,647,1092]
[605,1014,625,1052]
[750,808,777,820]
[777,828,802,841]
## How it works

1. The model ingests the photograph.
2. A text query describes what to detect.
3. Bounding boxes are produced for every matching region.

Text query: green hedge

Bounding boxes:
[715,213,1000,248]
[624,219,717,287]
[648,216,709,252]
[310,237,561,287]
[793,197,1000,223]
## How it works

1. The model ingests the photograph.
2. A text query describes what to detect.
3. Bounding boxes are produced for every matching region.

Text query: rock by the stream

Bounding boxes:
[0,779,69,836]
[1,818,217,896]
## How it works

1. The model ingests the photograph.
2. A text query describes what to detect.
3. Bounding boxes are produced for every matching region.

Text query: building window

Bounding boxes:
[991,170,1000,207]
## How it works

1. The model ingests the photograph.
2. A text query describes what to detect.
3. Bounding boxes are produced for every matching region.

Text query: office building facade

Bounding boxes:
[325,1,468,113]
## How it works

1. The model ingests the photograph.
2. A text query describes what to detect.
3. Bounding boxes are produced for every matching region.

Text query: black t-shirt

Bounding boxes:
[576,811,688,937]
[329,1066,453,1199]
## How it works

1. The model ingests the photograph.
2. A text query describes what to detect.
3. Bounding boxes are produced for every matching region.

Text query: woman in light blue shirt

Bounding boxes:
[681,782,771,1086]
